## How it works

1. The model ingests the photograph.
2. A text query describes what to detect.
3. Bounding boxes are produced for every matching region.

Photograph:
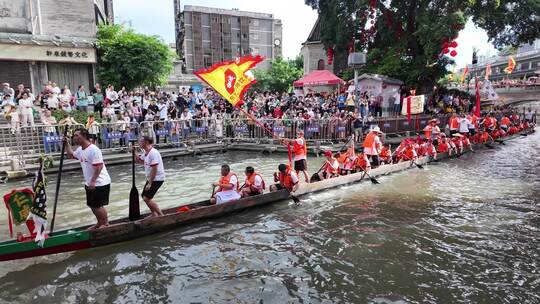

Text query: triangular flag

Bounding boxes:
[485,64,491,80]
[504,56,516,74]
[460,65,469,83]
[195,56,264,107]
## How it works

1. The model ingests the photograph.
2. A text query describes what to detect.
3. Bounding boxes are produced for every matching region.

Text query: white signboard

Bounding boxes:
[0,44,97,63]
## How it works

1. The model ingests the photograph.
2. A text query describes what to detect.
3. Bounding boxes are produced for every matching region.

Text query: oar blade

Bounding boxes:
[129,187,140,221]
[370,176,380,184]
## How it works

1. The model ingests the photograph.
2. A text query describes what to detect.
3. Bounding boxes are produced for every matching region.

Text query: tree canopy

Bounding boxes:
[305,0,540,91]
[252,56,304,93]
[96,24,176,90]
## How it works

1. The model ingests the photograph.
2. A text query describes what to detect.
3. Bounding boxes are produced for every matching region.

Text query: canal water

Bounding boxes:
[0,131,538,303]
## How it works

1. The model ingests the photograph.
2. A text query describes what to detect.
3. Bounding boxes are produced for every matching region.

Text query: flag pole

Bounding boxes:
[50,126,69,235]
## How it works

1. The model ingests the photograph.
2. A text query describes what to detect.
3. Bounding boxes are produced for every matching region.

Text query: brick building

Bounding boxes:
[174,4,282,73]
[0,0,113,94]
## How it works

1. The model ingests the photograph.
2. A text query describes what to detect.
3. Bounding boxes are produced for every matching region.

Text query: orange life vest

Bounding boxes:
[337,153,349,164]
[363,132,381,152]
[246,172,265,190]
[380,147,391,161]
[218,172,239,192]
[355,154,370,170]
[293,137,307,158]
[279,166,297,191]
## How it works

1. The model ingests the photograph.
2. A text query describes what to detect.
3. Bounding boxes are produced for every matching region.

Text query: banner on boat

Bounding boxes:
[3,188,33,238]
[27,161,48,246]
[194,55,264,107]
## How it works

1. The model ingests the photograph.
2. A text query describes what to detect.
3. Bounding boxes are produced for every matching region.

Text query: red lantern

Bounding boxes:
[442,48,450,54]
[450,50,457,57]
[450,41,458,48]
[327,47,334,65]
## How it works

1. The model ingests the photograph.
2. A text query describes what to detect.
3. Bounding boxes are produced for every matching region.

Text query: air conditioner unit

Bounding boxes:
[348,52,367,67]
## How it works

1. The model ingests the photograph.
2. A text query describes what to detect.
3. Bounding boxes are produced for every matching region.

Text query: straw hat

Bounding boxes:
[371,126,383,133]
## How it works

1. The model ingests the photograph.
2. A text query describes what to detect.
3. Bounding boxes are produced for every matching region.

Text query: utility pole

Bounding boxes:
[348,45,366,109]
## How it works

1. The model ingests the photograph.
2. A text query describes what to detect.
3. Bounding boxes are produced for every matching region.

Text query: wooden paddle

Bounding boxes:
[210,185,217,199]
[49,126,69,235]
[358,168,380,184]
[412,160,424,169]
[129,140,140,221]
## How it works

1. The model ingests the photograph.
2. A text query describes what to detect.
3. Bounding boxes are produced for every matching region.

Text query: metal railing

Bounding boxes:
[0,110,535,169]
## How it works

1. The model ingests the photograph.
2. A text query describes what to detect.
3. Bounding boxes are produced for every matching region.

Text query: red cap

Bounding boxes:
[324,151,333,157]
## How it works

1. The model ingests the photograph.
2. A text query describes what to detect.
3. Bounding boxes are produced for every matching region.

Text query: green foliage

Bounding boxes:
[252,57,304,92]
[305,0,539,91]
[51,109,101,125]
[96,24,176,90]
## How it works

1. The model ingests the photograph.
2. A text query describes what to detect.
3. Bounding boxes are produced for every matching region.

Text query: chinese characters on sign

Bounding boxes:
[45,50,88,58]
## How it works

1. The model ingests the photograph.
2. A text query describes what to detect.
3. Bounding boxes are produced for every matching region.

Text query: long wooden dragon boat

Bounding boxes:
[0,128,534,261]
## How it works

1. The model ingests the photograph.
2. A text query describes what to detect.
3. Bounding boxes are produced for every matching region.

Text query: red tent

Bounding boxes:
[293,70,345,87]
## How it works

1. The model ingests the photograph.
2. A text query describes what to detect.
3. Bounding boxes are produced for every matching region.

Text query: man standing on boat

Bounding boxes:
[270,164,299,192]
[136,136,165,217]
[211,165,241,204]
[281,129,309,183]
[363,126,383,168]
[64,128,111,229]
[240,166,265,197]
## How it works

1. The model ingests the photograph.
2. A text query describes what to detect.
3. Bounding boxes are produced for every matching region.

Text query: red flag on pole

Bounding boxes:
[475,76,481,116]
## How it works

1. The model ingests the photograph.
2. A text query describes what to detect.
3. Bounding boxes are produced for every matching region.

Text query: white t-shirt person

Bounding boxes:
[73,144,111,186]
[142,148,165,181]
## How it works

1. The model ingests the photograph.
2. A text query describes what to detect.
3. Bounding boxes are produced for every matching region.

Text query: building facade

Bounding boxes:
[175,4,282,73]
[0,0,113,94]
[462,39,540,82]
[301,16,335,75]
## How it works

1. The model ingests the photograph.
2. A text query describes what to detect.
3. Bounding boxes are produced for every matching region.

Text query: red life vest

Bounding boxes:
[403,146,416,160]
[437,141,449,153]
[218,172,239,192]
[449,117,459,130]
[479,132,489,143]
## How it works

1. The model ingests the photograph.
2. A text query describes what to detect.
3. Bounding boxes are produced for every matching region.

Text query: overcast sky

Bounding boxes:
[114,0,497,69]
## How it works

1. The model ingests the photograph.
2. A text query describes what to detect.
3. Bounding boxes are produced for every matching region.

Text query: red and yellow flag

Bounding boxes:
[195,55,264,107]
[504,56,516,74]
[485,64,492,80]
[460,65,469,83]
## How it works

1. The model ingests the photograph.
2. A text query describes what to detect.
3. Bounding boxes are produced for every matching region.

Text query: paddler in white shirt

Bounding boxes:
[211,165,241,204]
